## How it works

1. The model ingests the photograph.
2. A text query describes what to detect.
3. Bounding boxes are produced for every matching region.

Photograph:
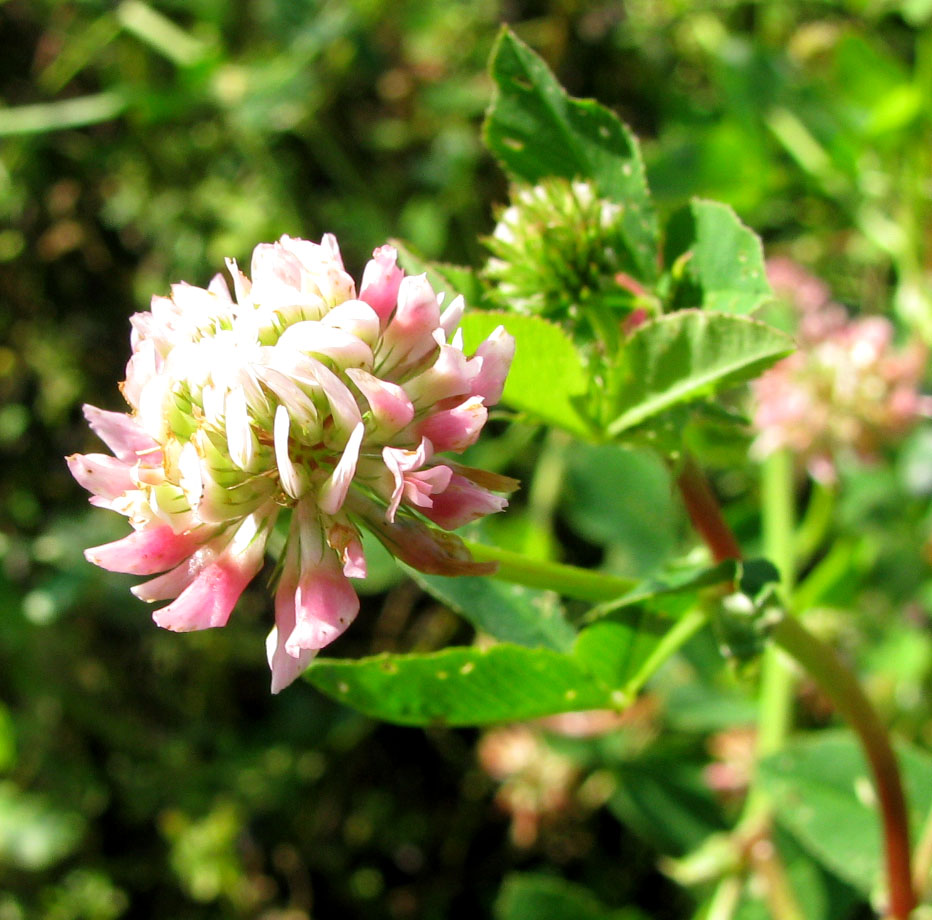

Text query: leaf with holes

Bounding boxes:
[304,613,678,726]
[484,27,659,282]
[664,200,772,315]
[305,644,615,726]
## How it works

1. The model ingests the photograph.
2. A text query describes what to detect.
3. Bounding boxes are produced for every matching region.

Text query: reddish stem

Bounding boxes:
[676,456,742,563]
[675,457,916,920]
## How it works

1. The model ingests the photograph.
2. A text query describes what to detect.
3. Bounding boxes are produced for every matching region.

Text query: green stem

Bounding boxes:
[773,617,915,920]
[743,450,797,827]
[794,480,835,566]
[464,540,636,602]
[705,875,742,920]
[626,608,708,697]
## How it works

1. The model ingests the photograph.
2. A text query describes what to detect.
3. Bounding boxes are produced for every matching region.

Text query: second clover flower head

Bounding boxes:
[752,258,929,483]
[68,235,517,692]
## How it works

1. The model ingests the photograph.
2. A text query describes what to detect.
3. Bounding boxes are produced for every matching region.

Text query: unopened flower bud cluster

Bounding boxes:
[483,177,637,338]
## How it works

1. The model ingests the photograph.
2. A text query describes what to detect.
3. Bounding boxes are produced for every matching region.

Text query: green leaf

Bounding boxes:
[409,569,576,652]
[609,748,726,855]
[758,730,932,894]
[305,644,614,726]
[563,444,676,578]
[608,311,794,437]
[391,238,486,307]
[574,618,668,692]
[305,610,687,726]
[459,311,593,438]
[664,200,772,315]
[495,873,643,920]
[483,28,658,281]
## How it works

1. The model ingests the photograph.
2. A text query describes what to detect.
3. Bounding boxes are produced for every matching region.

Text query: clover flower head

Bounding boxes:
[483,177,637,337]
[752,259,929,482]
[69,235,516,692]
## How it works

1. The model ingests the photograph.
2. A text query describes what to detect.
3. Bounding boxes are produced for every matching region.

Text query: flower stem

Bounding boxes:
[675,455,916,920]
[772,616,915,920]
[675,456,742,563]
[468,455,916,918]
[742,449,797,828]
[464,540,636,602]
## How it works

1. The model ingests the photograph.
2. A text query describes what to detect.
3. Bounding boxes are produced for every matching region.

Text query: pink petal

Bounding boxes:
[403,344,478,405]
[416,396,488,453]
[207,272,233,301]
[279,235,356,303]
[439,295,465,338]
[382,439,432,522]
[276,321,373,370]
[378,274,441,370]
[419,474,509,530]
[359,245,403,323]
[132,553,207,602]
[345,368,415,438]
[151,513,271,631]
[321,298,381,346]
[470,326,515,405]
[283,500,360,654]
[267,539,317,694]
[317,233,345,268]
[82,405,159,463]
[68,453,134,501]
[286,562,359,653]
[121,341,160,409]
[402,464,453,509]
[251,241,303,290]
[85,525,205,576]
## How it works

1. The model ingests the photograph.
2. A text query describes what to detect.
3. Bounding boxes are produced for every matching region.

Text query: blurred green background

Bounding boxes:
[2,1,932,917]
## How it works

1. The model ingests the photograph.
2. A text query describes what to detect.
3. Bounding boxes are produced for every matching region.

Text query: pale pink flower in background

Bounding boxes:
[69,235,516,692]
[752,259,929,482]
[477,724,578,848]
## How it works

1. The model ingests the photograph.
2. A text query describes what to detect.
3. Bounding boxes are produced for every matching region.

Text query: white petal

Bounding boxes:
[318,422,364,515]
[274,405,306,499]
[225,386,256,470]
[178,440,204,509]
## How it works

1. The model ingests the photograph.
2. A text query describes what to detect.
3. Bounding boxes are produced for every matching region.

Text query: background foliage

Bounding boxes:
[2,1,932,918]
